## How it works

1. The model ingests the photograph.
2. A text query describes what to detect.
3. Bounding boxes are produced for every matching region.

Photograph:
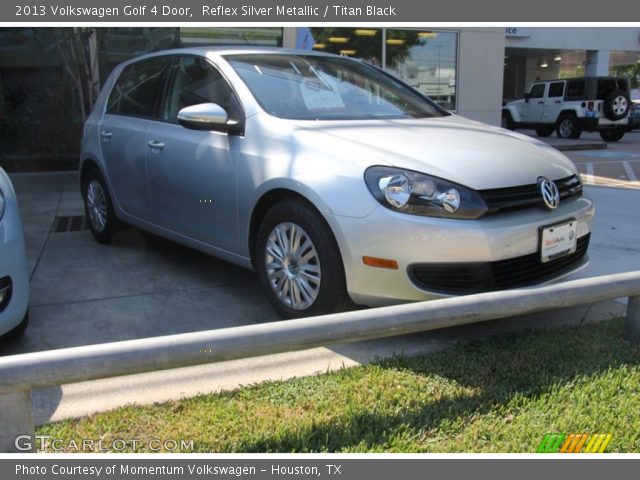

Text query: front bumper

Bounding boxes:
[328,195,594,306]
[0,199,29,337]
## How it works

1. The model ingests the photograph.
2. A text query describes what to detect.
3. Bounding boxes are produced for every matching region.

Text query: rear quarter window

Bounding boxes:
[548,82,565,98]
[565,80,585,100]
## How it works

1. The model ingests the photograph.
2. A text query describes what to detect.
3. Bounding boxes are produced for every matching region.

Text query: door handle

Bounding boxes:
[147,140,165,150]
[537,101,544,104]
[555,100,561,104]
[100,130,112,139]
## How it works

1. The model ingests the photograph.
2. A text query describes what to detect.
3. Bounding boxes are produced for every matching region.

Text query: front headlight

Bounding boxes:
[0,187,5,221]
[364,166,488,219]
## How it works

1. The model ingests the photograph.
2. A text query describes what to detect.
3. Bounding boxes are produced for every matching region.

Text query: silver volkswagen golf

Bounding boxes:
[80,47,594,318]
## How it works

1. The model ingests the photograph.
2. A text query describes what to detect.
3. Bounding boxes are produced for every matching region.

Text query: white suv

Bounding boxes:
[503,77,631,142]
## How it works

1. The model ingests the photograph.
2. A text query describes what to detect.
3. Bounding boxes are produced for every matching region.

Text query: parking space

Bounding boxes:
[561,130,640,189]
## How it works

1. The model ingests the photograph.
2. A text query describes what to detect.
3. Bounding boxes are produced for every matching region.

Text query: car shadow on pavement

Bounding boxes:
[1,225,279,358]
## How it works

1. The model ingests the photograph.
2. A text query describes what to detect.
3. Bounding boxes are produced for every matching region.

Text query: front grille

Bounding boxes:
[480,175,583,215]
[409,233,590,295]
[0,276,12,313]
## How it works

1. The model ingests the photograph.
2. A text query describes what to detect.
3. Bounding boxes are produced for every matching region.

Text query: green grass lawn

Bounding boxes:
[38,318,640,453]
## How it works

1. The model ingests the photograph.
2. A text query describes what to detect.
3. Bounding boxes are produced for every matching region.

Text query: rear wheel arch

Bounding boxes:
[80,159,105,187]
[557,109,579,121]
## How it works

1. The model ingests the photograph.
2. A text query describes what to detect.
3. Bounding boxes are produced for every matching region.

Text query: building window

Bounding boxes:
[309,28,458,111]
[310,27,383,66]
[385,29,457,111]
[98,27,284,86]
[178,27,283,47]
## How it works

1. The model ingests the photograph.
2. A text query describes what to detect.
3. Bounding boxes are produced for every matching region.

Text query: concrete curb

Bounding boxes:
[552,142,608,152]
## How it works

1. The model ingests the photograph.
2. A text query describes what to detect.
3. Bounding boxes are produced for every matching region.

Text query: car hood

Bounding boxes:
[287,114,577,190]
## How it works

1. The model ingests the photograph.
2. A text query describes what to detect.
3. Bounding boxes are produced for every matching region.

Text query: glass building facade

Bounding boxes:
[0,26,459,170]
[309,27,458,110]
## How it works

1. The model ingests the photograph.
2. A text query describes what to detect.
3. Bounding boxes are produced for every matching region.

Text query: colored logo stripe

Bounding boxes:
[584,434,612,453]
[537,433,566,453]
[537,433,612,453]
[560,434,589,453]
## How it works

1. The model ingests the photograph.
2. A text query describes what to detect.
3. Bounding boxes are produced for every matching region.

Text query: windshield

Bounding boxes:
[225,53,447,120]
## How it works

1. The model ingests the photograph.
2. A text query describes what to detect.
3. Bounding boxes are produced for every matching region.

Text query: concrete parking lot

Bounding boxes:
[2,129,640,424]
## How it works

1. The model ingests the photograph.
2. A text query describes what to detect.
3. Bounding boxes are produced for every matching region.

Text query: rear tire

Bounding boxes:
[556,114,582,139]
[599,128,625,142]
[255,198,349,319]
[82,168,119,244]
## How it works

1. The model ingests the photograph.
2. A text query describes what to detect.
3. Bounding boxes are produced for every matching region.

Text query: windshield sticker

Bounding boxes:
[299,77,345,111]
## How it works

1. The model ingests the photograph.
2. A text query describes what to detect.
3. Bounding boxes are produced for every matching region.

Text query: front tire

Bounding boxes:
[535,126,554,137]
[556,114,582,139]
[255,198,348,319]
[501,111,515,130]
[2,310,28,339]
[82,168,119,244]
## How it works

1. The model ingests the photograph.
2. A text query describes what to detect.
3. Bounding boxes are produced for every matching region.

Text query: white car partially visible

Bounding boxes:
[0,167,29,339]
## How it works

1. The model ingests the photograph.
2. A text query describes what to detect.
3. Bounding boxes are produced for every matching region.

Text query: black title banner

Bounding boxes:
[4,0,640,22]
[3,459,640,480]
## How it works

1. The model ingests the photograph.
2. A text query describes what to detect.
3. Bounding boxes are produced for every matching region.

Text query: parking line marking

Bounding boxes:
[584,163,595,185]
[623,161,639,182]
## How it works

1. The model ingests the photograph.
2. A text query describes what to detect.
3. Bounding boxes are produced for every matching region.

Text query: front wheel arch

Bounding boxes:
[248,189,334,268]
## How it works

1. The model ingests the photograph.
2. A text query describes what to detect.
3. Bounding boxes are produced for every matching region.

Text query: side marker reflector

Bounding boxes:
[362,256,399,270]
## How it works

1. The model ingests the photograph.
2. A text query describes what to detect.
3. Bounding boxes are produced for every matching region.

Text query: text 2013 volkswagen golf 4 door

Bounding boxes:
[80,48,594,318]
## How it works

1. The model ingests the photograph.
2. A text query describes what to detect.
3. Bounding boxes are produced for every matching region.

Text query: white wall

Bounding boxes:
[456,28,505,126]
[505,27,640,51]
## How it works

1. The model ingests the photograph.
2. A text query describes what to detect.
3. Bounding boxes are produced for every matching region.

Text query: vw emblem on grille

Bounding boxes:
[538,177,560,210]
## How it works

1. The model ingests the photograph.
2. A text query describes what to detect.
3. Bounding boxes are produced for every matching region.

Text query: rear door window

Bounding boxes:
[107,57,170,118]
[548,82,564,98]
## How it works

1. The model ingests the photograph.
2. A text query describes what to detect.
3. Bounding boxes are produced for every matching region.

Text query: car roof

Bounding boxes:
[533,76,629,83]
[119,46,340,64]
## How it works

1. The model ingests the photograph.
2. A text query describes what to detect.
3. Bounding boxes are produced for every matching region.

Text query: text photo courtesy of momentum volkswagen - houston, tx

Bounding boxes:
[1,0,640,475]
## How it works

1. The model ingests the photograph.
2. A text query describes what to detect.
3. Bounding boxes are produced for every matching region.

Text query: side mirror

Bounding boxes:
[524,92,531,102]
[177,103,230,131]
